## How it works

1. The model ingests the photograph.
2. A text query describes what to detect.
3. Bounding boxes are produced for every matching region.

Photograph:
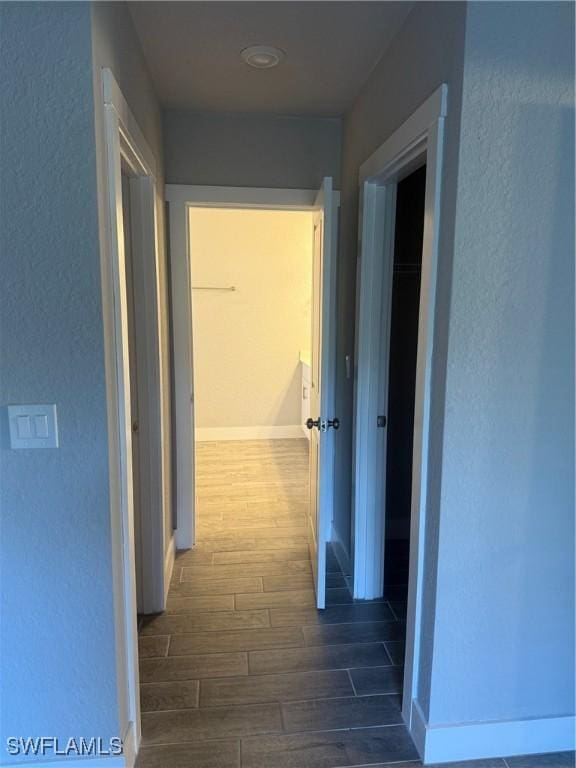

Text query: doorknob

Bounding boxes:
[307,417,340,431]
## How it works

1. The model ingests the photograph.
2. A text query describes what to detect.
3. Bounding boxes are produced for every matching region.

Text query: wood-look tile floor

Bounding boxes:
[136,440,574,768]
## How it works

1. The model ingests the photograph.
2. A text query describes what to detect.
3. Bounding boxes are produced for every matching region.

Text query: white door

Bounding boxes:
[308,177,339,609]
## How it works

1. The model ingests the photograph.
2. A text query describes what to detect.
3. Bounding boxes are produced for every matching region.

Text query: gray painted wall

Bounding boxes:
[0,2,120,752]
[0,1,170,758]
[339,0,574,736]
[427,0,575,725]
[163,110,342,188]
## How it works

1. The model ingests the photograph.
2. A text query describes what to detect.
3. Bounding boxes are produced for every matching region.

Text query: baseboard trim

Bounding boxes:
[196,425,304,441]
[410,699,576,764]
[121,720,137,768]
[163,534,176,607]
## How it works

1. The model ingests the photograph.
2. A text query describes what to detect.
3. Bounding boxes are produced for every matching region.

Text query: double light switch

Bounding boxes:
[7,404,59,449]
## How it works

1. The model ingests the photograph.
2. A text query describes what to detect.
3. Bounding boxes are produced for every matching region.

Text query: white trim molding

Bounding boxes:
[163,534,175,605]
[196,425,305,442]
[352,85,448,745]
[166,184,317,210]
[411,702,576,764]
[99,68,170,763]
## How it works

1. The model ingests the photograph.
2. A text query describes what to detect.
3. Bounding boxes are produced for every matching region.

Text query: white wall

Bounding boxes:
[189,208,313,438]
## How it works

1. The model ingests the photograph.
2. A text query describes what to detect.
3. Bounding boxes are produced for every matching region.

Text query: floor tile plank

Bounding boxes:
[136,740,240,768]
[282,694,403,733]
[168,577,263,596]
[165,594,235,614]
[349,665,404,695]
[181,561,311,581]
[168,627,304,655]
[236,589,316,611]
[271,603,395,627]
[140,653,248,682]
[248,642,391,675]
[140,610,270,635]
[303,621,404,647]
[140,681,199,712]
[141,703,283,745]
[241,726,419,768]
[200,669,354,707]
[138,636,170,659]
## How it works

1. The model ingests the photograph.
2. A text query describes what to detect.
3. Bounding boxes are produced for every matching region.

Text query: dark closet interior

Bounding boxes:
[384,164,426,600]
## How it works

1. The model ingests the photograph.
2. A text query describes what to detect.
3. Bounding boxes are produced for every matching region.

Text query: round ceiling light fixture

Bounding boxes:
[241,44,285,69]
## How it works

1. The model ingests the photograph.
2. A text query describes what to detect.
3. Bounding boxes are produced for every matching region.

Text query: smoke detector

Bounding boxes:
[241,45,285,69]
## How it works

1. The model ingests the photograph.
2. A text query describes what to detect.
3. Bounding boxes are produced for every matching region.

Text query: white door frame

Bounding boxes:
[165,184,338,550]
[352,85,447,728]
[100,69,169,762]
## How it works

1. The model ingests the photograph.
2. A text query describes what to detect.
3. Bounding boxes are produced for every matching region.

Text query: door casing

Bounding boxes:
[101,68,171,762]
[352,84,448,734]
[166,184,339,556]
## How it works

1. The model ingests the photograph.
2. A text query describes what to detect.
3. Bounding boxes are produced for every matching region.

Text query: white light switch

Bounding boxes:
[17,416,32,439]
[8,404,59,449]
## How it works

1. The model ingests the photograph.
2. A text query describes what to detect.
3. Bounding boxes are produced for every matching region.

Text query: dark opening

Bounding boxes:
[384,164,426,598]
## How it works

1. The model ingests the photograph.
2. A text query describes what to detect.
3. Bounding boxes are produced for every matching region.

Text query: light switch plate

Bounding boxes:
[8,404,59,449]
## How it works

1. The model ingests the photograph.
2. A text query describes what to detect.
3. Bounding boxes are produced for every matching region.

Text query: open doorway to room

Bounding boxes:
[188,205,315,592]
[167,183,340,611]
[383,165,426,613]
[353,85,447,734]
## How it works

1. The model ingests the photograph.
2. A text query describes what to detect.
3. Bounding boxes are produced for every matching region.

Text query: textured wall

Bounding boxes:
[0,3,120,756]
[189,208,313,430]
[163,110,342,189]
[428,0,575,725]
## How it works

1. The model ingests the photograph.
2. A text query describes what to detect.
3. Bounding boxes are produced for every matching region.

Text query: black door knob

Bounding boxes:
[327,418,340,430]
[306,418,320,430]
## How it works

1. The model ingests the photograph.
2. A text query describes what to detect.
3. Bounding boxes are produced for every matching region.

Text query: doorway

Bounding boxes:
[383,165,426,604]
[167,182,339,609]
[187,205,316,598]
[352,85,447,738]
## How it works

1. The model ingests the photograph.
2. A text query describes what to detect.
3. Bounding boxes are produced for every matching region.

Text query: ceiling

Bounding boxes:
[129,2,413,117]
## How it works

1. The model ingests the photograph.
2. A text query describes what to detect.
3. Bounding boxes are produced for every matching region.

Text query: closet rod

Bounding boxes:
[192,286,236,291]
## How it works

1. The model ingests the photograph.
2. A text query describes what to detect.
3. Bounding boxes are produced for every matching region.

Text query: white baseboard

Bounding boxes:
[163,534,176,607]
[195,425,304,441]
[410,699,576,764]
[121,720,137,768]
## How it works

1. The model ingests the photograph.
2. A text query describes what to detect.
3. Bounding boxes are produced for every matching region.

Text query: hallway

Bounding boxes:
[136,439,416,768]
